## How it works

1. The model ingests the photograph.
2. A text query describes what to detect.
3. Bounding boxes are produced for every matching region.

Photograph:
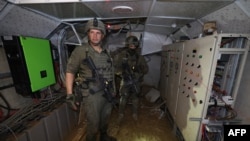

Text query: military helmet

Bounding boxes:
[125,35,139,47]
[85,17,106,35]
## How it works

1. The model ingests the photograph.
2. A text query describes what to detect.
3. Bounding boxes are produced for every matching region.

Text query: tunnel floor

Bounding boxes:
[67,96,179,141]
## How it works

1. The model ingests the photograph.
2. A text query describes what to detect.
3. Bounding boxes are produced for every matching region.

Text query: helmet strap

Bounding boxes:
[128,48,136,55]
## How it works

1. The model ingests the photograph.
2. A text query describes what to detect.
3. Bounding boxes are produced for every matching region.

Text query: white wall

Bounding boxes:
[235,54,250,124]
[143,54,162,88]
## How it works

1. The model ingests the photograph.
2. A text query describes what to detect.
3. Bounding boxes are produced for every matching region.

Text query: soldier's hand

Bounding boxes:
[66,94,78,111]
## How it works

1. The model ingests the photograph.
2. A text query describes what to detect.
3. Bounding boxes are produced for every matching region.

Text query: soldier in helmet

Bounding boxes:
[65,17,117,141]
[114,35,149,124]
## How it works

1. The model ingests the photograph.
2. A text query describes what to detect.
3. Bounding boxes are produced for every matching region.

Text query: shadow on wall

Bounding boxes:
[143,54,161,88]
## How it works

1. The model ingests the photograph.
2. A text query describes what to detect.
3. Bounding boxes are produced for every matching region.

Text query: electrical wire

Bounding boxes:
[216,105,237,121]
[0,92,11,122]
[207,104,237,121]
[1,124,18,141]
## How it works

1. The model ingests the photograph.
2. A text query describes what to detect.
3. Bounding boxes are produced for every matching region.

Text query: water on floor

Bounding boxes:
[108,97,179,141]
[68,96,179,141]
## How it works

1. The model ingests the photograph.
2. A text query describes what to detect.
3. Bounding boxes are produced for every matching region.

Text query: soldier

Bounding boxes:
[65,18,117,141]
[114,35,149,124]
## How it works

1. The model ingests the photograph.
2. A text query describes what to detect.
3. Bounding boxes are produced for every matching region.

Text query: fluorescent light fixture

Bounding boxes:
[112,6,133,13]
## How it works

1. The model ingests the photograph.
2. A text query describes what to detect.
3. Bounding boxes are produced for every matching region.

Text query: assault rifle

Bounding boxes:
[84,56,117,106]
[122,58,139,94]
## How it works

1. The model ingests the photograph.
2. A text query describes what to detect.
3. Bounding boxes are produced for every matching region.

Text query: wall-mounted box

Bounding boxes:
[1,35,56,96]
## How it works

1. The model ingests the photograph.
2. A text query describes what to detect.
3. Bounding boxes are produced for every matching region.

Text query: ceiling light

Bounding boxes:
[112,6,133,13]
[171,23,177,28]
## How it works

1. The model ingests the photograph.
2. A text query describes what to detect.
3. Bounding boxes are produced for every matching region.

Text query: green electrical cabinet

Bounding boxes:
[1,35,56,95]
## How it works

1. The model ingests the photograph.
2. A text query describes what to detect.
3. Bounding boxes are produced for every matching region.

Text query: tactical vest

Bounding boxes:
[85,45,114,81]
[126,51,139,72]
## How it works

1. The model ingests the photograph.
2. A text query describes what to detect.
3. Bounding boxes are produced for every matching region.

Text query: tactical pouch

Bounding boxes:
[74,81,89,98]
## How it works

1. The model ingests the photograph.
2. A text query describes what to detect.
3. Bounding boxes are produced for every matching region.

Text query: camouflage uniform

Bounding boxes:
[66,43,115,141]
[114,46,148,122]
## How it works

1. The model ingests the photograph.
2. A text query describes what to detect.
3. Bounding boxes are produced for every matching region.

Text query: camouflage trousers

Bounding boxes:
[84,91,113,141]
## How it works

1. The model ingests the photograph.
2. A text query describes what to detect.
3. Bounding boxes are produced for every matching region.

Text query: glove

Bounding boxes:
[66,94,78,111]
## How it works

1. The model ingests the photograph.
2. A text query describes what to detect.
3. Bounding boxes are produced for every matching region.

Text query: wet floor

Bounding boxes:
[68,96,179,141]
[108,98,179,141]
